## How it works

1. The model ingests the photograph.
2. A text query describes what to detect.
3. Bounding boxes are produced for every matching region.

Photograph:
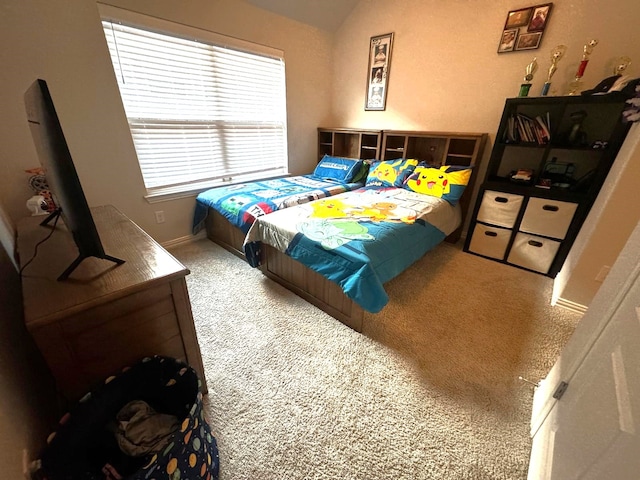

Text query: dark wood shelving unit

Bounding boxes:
[464,93,631,277]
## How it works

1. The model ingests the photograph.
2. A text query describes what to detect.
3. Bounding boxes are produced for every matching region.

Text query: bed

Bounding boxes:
[244,159,476,331]
[194,128,487,331]
[192,156,368,257]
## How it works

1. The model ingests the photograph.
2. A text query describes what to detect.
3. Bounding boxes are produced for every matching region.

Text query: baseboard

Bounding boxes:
[553,297,588,315]
[161,230,206,250]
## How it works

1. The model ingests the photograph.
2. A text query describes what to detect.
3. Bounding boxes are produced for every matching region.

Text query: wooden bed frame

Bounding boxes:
[203,129,488,331]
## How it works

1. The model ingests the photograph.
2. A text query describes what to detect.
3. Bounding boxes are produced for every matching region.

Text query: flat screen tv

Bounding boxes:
[24,78,124,280]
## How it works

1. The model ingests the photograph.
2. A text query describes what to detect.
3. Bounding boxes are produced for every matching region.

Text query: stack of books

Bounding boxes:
[504,112,551,145]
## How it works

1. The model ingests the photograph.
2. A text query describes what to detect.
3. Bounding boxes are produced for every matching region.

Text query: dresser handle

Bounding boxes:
[494,197,508,203]
[484,231,498,237]
[528,240,543,247]
[542,205,559,212]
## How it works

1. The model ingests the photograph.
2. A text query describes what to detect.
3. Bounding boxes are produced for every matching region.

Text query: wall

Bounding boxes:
[0,205,57,478]
[0,0,333,244]
[330,0,640,306]
[331,0,640,131]
[554,123,640,308]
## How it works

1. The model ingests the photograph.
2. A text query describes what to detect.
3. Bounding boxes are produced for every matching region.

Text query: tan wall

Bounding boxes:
[0,206,57,477]
[0,0,332,245]
[331,0,640,130]
[554,124,640,307]
[330,0,640,306]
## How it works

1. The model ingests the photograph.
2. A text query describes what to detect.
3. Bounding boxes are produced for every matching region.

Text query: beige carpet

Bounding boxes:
[169,238,580,480]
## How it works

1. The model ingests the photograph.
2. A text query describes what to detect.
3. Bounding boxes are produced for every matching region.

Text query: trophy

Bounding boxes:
[541,45,567,96]
[519,57,538,97]
[609,56,632,91]
[568,39,598,95]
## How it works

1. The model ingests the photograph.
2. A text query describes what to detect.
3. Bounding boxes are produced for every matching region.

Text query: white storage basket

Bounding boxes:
[507,232,561,274]
[476,190,524,229]
[519,197,578,240]
[468,223,512,260]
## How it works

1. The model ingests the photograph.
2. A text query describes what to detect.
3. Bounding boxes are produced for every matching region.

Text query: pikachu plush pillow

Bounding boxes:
[365,158,419,188]
[403,164,472,206]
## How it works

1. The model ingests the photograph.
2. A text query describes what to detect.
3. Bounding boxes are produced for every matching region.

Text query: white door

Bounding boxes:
[528,224,640,479]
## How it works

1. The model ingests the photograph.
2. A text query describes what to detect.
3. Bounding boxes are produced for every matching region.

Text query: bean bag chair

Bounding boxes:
[37,356,219,480]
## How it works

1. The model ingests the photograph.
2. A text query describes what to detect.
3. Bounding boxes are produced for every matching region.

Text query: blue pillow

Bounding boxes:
[313,155,364,183]
[365,158,419,187]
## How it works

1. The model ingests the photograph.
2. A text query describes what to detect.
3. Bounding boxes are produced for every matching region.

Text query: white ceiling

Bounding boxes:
[245,0,360,32]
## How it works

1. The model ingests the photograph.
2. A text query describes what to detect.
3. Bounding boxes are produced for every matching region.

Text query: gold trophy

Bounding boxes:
[541,45,567,96]
[568,39,598,95]
[519,57,538,97]
[609,56,632,91]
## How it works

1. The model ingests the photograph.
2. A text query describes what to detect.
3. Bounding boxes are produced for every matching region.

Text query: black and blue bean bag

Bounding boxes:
[38,356,219,480]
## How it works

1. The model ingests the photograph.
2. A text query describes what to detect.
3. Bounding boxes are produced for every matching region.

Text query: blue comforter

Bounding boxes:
[244,187,461,313]
[192,175,363,234]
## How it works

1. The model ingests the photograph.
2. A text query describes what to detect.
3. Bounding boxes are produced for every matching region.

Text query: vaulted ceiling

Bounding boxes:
[245,0,360,32]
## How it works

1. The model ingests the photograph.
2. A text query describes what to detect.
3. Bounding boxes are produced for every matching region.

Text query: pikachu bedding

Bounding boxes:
[244,186,461,313]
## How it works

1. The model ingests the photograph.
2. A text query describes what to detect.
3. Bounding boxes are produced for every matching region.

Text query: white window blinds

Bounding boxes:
[101,19,288,195]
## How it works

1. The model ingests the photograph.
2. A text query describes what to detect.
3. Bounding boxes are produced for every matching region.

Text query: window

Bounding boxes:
[100,8,288,199]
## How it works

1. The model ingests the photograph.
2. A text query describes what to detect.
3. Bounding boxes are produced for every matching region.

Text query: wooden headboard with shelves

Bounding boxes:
[318,128,488,242]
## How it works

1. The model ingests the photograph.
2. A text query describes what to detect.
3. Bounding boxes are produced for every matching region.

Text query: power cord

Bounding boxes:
[19,213,60,278]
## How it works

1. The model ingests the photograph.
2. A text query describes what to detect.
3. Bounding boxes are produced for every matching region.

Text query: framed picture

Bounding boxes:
[528,4,552,31]
[498,3,552,53]
[504,7,532,29]
[515,32,542,51]
[365,32,393,111]
[498,28,518,53]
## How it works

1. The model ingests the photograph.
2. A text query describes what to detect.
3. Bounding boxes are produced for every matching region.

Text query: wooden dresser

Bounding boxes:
[17,205,207,402]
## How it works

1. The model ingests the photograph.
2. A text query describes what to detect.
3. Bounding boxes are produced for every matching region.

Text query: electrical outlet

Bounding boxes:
[155,211,165,224]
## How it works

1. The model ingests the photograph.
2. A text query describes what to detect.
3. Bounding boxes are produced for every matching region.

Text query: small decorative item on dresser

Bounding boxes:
[519,57,538,97]
[567,39,598,95]
[541,45,567,96]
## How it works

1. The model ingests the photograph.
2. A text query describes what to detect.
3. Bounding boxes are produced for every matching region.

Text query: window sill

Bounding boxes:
[144,172,291,204]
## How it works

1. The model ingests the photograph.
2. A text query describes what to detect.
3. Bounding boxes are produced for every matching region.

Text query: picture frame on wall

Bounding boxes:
[504,7,532,29]
[515,32,542,50]
[527,4,551,31]
[498,3,552,54]
[365,32,393,111]
[498,28,518,53]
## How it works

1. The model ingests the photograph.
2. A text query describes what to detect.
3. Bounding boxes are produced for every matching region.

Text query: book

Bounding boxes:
[535,115,551,143]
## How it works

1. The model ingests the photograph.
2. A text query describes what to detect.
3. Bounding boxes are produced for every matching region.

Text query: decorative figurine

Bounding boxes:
[568,39,598,95]
[519,57,538,97]
[541,45,567,96]
[25,167,56,213]
[567,110,588,146]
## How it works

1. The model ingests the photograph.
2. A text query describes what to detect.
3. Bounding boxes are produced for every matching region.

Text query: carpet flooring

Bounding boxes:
[169,238,580,480]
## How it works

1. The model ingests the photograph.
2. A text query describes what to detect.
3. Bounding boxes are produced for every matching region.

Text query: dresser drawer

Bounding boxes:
[520,198,578,239]
[477,190,524,228]
[468,223,512,260]
[507,232,561,274]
